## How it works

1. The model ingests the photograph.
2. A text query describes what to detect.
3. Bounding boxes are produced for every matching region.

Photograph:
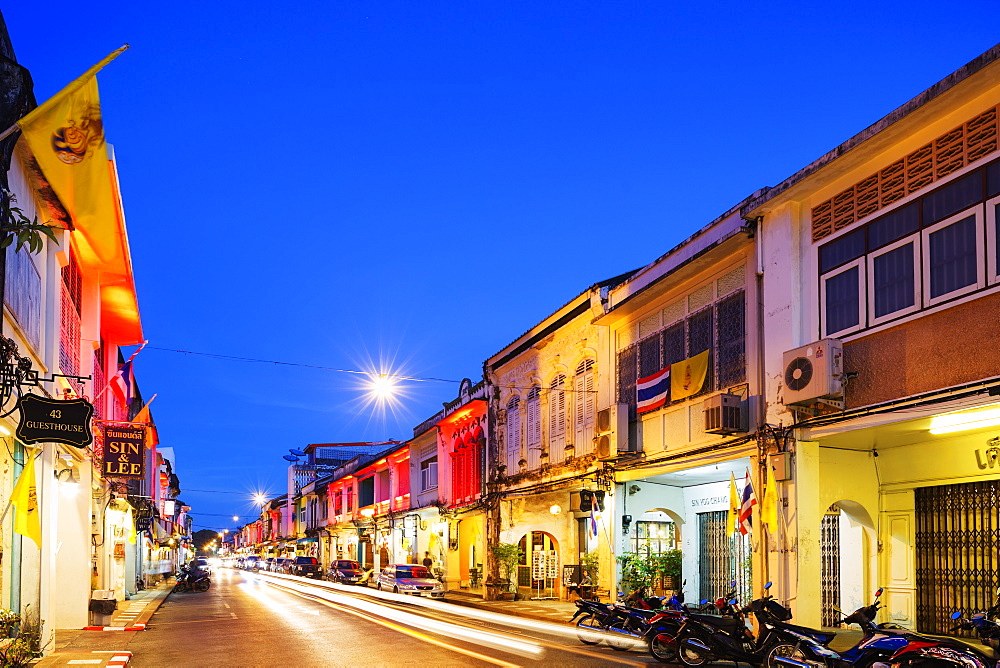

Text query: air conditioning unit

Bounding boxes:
[704,393,745,434]
[595,403,630,460]
[782,339,843,405]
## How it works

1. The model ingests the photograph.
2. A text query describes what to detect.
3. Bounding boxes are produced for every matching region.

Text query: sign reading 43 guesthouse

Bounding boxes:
[16,394,94,448]
[103,426,145,478]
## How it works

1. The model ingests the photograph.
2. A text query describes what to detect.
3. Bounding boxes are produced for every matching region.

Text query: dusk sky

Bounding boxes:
[4,2,998,531]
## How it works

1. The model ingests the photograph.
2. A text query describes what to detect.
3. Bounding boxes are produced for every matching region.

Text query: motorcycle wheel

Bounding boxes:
[648,629,679,663]
[575,614,603,645]
[605,622,635,651]
[194,579,211,592]
[764,642,810,668]
[172,583,186,593]
[677,636,712,667]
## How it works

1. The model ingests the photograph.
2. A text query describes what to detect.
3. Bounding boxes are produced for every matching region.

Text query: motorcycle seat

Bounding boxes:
[774,621,837,643]
[690,614,744,632]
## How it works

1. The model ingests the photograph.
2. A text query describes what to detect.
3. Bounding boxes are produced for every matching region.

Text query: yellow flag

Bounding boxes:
[11,450,41,549]
[16,46,128,266]
[726,472,740,537]
[761,463,780,534]
[671,350,710,401]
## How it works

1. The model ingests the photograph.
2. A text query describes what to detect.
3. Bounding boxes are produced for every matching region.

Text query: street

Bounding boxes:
[124,568,658,667]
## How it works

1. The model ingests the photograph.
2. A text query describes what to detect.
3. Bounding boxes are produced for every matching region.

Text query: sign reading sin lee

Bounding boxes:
[103,426,145,478]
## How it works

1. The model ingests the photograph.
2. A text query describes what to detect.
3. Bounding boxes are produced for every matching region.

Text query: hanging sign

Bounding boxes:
[16,394,94,447]
[102,425,145,478]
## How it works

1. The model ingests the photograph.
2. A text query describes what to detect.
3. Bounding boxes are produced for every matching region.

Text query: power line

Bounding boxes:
[146,347,460,383]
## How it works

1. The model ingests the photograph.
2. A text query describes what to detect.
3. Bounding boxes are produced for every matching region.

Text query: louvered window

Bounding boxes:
[575,360,595,454]
[548,375,566,463]
[59,252,82,378]
[526,387,541,469]
[687,308,714,397]
[4,245,40,349]
[506,396,521,473]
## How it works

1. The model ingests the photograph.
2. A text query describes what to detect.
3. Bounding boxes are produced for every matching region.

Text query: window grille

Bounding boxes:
[59,252,82,377]
[687,307,714,397]
[616,290,745,418]
[716,291,746,388]
[92,343,106,420]
[4,246,40,349]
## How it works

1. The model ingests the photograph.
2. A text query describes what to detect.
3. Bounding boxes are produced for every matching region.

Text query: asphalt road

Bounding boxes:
[126,567,661,667]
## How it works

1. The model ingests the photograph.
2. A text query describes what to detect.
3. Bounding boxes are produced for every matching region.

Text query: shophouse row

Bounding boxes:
[0,17,192,649]
[237,43,1000,638]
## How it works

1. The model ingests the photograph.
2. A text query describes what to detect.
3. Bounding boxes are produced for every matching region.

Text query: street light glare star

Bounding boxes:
[368,373,397,400]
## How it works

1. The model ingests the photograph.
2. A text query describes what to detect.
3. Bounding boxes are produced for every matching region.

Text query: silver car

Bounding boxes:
[374,564,444,597]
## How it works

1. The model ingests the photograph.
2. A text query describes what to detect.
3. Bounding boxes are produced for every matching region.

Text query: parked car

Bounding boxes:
[327,560,365,585]
[263,557,277,572]
[289,556,322,578]
[274,557,294,573]
[243,556,263,571]
[374,564,445,598]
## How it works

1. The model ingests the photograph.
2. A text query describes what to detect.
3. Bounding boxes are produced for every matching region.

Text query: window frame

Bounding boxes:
[821,257,866,338]
[420,456,438,491]
[986,195,1000,286]
[920,205,985,308]
[866,233,922,327]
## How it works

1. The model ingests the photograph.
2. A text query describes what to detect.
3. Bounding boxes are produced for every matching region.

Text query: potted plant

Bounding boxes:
[490,542,523,600]
[651,549,682,593]
[580,551,600,599]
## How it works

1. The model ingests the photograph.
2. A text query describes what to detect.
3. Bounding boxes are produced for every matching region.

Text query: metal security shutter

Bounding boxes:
[698,511,751,604]
[915,479,1000,636]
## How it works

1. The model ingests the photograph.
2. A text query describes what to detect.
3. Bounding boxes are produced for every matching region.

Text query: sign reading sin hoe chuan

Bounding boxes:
[102,425,146,478]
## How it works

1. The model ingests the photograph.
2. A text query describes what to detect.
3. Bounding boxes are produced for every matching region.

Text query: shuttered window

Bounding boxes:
[526,387,541,469]
[575,360,595,454]
[549,375,566,463]
[506,396,521,472]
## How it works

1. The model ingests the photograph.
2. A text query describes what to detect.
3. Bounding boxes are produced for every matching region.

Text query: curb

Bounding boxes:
[108,651,132,666]
[444,595,575,626]
[35,650,132,667]
[82,623,146,631]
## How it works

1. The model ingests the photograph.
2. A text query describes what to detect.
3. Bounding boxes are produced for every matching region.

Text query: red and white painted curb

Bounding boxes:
[82,623,146,631]
[107,651,132,666]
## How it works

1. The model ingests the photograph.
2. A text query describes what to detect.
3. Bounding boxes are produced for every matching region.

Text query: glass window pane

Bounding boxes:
[928,215,978,299]
[987,161,1000,198]
[819,228,865,274]
[922,173,981,225]
[872,243,915,318]
[824,266,860,334]
[868,203,919,250]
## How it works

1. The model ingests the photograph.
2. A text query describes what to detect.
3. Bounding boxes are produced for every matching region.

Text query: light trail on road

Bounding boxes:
[252,571,648,666]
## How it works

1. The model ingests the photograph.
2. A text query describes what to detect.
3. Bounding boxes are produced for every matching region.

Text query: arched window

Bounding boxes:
[506,396,521,473]
[575,360,596,454]
[526,386,542,468]
[549,374,566,463]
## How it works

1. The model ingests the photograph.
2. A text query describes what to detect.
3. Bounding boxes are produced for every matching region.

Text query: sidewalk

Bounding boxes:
[444,589,579,625]
[35,580,173,667]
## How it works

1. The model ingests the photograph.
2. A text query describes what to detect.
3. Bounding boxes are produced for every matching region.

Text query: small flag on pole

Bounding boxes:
[109,359,134,407]
[727,472,740,537]
[761,463,780,534]
[738,469,757,536]
[11,449,41,549]
[637,366,671,413]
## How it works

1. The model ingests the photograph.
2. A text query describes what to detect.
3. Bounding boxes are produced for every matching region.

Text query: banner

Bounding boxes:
[102,424,145,478]
[671,350,710,401]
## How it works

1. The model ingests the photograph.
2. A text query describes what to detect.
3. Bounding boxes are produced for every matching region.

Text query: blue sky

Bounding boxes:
[4,2,998,530]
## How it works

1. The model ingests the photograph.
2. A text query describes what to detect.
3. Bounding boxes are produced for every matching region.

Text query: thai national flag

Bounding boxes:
[636,366,671,413]
[109,360,134,407]
[738,470,757,536]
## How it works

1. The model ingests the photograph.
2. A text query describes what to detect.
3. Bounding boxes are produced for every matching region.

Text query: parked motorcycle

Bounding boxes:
[770,587,993,668]
[173,565,211,593]
[570,598,618,645]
